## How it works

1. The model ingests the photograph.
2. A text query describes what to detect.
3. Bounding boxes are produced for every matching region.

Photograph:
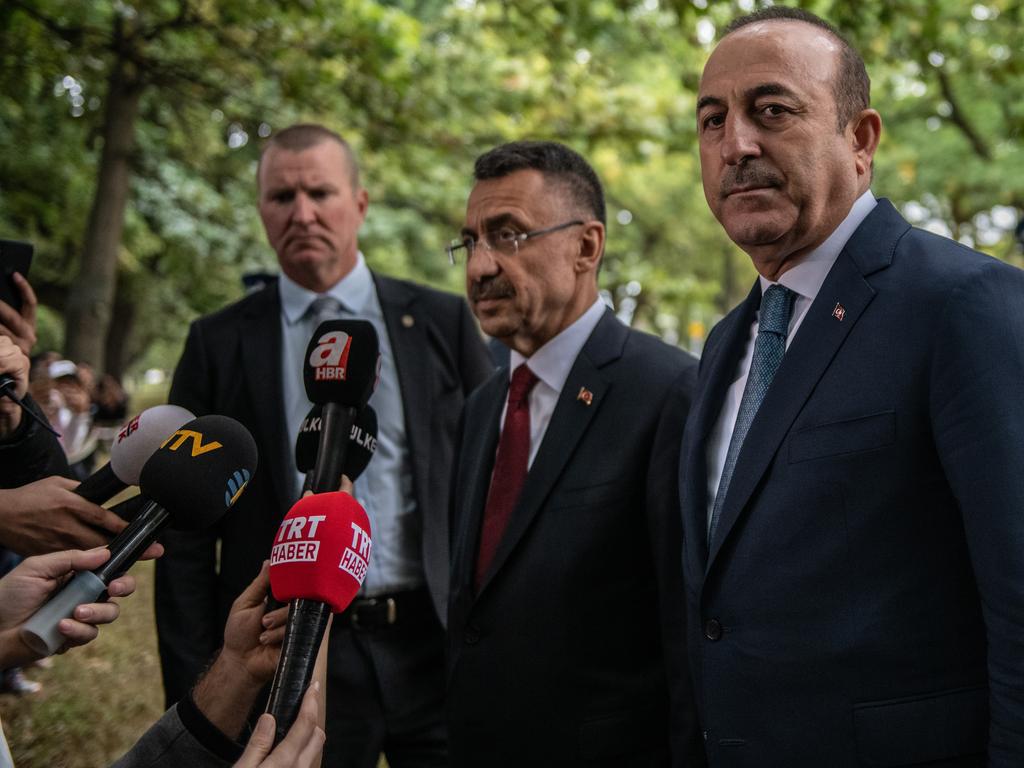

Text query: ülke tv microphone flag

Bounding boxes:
[295,404,378,491]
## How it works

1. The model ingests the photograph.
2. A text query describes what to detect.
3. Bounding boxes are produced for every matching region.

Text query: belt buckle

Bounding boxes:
[349,596,397,630]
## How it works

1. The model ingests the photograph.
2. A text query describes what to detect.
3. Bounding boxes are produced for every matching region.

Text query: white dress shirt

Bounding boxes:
[279,254,422,594]
[505,298,607,467]
[705,191,878,526]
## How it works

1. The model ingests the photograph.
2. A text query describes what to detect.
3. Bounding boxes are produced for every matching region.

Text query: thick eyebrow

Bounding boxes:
[747,82,801,102]
[696,82,802,114]
[696,95,724,114]
[461,212,523,238]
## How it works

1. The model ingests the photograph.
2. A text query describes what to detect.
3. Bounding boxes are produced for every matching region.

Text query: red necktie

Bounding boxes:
[474,363,538,591]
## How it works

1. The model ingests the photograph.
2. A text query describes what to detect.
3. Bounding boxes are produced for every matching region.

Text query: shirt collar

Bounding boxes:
[758,190,877,300]
[279,252,374,325]
[509,298,607,395]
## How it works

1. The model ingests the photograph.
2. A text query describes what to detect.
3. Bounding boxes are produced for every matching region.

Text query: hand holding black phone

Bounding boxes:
[0,239,33,312]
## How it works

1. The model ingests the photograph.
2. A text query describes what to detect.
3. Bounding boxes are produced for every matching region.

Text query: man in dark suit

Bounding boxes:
[682,8,1024,765]
[446,141,703,767]
[157,124,492,767]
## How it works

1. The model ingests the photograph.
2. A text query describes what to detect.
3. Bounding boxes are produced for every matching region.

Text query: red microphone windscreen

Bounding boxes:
[269,492,372,613]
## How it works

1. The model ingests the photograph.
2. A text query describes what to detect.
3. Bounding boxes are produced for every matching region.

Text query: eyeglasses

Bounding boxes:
[446,220,584,265]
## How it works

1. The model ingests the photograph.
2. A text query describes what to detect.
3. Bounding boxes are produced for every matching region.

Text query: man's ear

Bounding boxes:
[849,108,882,179]
[576,222,605,274]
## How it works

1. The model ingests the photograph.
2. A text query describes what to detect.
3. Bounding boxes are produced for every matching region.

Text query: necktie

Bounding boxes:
[474,363,539,591]
[707,284,795,546]
[307,295,345,330]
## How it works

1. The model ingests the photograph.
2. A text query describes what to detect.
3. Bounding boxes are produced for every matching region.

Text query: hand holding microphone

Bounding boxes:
[20,414,258,656]
[0,547,137,667]
[0,334,54,438]
[266,491,373,744]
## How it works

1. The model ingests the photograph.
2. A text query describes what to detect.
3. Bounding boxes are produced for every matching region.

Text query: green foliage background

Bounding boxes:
[2,0,1022,376]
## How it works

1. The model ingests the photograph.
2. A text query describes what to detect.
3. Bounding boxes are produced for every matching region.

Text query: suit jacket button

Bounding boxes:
[704,618,723,641]
[464,623,481,645]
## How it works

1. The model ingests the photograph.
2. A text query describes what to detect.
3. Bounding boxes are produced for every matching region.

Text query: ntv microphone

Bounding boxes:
[21,414,257,656]
[267,492,372,744]
[74,404,195,504]
[303,319,379,494]
[296,404,379,493]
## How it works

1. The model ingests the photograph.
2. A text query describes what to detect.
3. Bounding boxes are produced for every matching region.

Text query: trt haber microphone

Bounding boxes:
[267,492,372,744]
[20,414,258,657]
[302,319,380,494]
[295,404,378,492]
[74,404,195,503]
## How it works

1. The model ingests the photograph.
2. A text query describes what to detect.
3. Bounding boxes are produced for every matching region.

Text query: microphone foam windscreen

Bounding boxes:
[302,320,380,409]
[269,492,372,613]
[138,414,258,531]
[294,404,379,481]
[109,404,195,484]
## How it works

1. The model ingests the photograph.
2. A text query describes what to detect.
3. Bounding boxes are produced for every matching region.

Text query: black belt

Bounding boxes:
[336,587,431,632]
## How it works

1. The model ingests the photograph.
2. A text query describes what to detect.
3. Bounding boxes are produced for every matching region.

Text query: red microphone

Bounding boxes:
[267,492,372,743]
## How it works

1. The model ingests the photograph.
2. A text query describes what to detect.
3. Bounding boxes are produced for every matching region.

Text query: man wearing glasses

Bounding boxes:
[445,141,703,767]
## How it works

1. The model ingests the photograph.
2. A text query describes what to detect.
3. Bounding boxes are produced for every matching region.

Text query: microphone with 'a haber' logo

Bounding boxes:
[267,491,372,744]
[303,319,380,494]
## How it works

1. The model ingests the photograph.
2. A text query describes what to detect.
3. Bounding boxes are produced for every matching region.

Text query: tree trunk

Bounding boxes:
[103,272,136,382]
[63,55,142,372]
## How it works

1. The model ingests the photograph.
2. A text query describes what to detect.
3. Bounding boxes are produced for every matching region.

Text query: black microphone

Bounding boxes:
[302,320,380,494]
[295,404,379,493]
[74,404,195,503]
[20,414,258,656]
[0,373,60,437]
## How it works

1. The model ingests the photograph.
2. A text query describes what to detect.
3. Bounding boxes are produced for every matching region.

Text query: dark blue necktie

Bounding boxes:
[708,284,796,546]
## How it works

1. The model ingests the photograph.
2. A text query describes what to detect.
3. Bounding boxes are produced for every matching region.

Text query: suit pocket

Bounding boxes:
[788,410,895,464]
[853,685,988,766]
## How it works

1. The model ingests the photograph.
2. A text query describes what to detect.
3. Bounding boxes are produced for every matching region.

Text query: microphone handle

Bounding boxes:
[74,463,127,504]
[309,402,356,494]
[266,598,331,745]
[18,500,168,657]
[94,500,169,582]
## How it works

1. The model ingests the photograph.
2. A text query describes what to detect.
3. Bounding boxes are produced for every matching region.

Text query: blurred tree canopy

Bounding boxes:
[1,0,1022,377]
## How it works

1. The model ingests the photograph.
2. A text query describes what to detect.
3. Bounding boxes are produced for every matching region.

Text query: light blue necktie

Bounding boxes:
[708,284,796,546]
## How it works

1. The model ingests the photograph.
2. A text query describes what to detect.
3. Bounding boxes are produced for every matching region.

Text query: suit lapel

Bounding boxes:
[240,283,291,515]
[704,201,907,571]
[475,310,625,597]
[681,284,761,570]
[373,274,432,512]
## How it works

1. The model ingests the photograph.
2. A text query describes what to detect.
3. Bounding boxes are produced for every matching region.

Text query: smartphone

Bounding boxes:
[0,239,33,312]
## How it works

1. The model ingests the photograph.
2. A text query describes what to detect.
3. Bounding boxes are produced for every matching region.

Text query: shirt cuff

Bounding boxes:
[177,690,246,763]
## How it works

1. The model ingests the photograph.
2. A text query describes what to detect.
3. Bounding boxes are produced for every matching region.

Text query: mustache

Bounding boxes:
[469,277,516,302]
[720,162,784,198]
